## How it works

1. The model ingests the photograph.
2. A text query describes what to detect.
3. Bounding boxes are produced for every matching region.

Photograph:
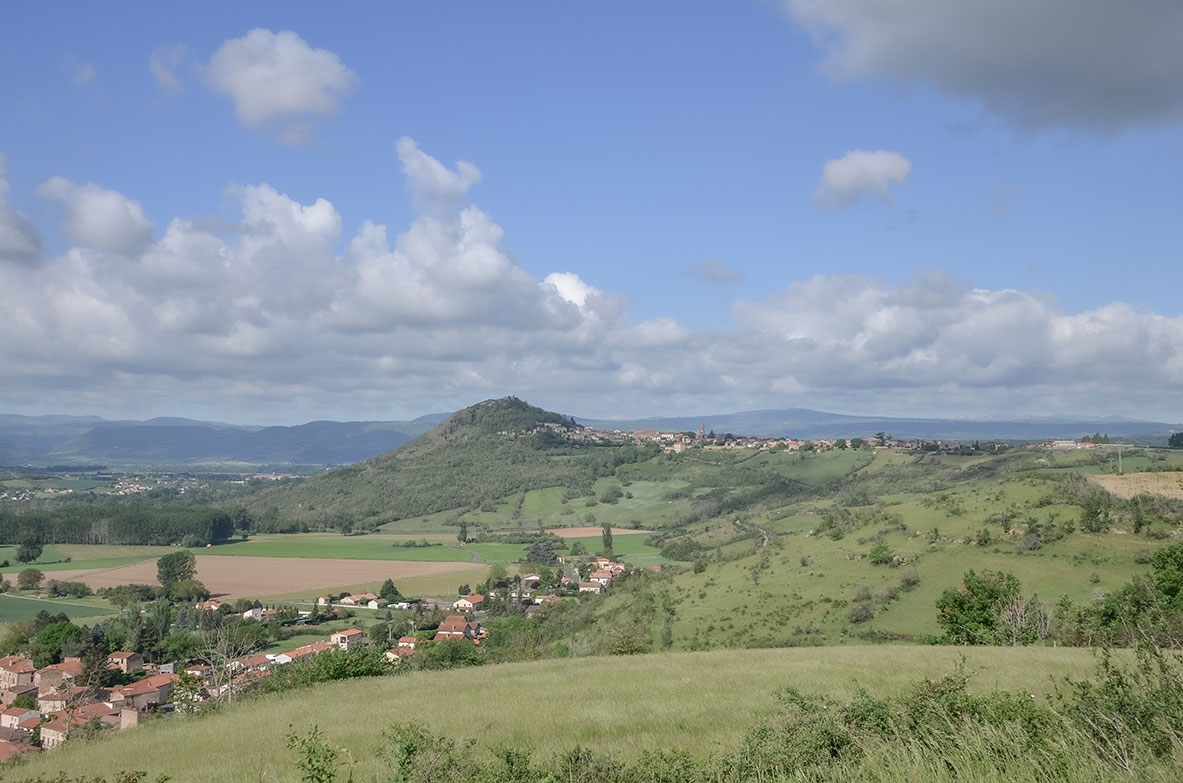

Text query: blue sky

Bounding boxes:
[2,1,1182,424]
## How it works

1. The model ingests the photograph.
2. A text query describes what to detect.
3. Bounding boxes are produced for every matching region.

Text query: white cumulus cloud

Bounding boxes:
[814,150,911,208]
[3,141,1182,422]
[0,155,42,265]
[36,177,154,254]
[204,29,357,140]
[396,137,483,216]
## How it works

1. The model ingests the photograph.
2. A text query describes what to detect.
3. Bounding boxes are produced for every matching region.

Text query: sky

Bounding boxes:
[1,1,1182,425]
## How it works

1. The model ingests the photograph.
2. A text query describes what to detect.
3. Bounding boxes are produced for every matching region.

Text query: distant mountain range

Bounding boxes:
[0,405,1178,469]
[0,414,432,468]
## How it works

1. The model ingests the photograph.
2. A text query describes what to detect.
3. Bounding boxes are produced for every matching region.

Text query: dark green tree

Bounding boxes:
[458,519,468,543]
[935,570,1024,645]
[1150,541,1183,608]
[379,578,402,602]
[525,541,557,564]
[169,578,210,603]
[16,539,42,564]
[1169,432,1183,449]
[157,550,197,590]
[601,523,613,556]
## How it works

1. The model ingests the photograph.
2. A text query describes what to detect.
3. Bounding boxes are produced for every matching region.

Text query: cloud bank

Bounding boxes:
[785,0,1183,131]
[1,143,1181,422]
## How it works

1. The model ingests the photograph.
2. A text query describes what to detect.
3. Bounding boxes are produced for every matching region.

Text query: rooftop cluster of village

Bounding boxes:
[0,651,179,760]
[511,421,1016,455]
[0,554,640,756]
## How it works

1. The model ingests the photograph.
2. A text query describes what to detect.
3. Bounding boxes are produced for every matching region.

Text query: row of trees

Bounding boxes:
[0,503,252,547]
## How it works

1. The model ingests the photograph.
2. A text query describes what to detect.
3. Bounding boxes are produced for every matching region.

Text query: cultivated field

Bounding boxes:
[1091,471,1183,499]
[0,555,484,599]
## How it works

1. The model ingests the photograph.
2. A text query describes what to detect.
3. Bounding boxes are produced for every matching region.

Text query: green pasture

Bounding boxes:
[16,645,1120,782]
[0,593,114,624]
[655,506,1159,647]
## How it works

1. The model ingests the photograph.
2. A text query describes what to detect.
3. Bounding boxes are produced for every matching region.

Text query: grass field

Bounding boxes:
[11,645,1119,782]
[0,593,114,623]
[212,533,474,562]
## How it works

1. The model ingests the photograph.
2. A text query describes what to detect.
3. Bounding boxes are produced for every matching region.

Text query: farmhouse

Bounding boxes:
[434,615,483,641]
[331,629,364,650]
[453,594,484,612]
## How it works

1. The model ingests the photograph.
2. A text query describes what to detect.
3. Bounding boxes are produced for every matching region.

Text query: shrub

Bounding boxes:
[848,602,874,623]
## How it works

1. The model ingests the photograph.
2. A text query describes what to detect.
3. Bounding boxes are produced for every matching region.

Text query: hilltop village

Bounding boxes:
[516,420,1016,456]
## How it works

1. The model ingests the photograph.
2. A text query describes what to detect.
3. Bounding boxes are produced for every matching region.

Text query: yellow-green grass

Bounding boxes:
[755,448,876,484]
[15,646,1117,782]
[210,534,473,562]
[253,566,491,604]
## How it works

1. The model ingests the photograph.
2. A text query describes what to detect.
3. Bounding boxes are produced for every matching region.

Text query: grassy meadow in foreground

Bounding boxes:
[10,646,1114,782]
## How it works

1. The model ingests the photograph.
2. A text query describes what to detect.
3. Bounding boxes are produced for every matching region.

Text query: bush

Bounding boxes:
[847,602,874,623]
[869,540,893,565]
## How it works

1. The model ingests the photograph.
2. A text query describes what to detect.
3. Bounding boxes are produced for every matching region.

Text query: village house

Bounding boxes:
[0,656,35,690]
[384,636,419,663]
[339,592,380,607]
[108,673,178,711]
[39,703,120,750]
[231,654,272,674]
[330,628,364,650]
[588,569,614,585]
[0,706,38,730]
[37,685,92,714]
[107,651,144,675]
[453,594,484,612]
[578,582,604,594]
[283,640,334,663]
[433,615,483,641]
[34,658,83,689]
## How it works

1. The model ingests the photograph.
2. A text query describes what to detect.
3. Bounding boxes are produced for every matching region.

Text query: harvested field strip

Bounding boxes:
[1091,471,1183,499]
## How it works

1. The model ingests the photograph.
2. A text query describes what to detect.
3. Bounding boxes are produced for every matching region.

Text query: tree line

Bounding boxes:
[0,501,251,547]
